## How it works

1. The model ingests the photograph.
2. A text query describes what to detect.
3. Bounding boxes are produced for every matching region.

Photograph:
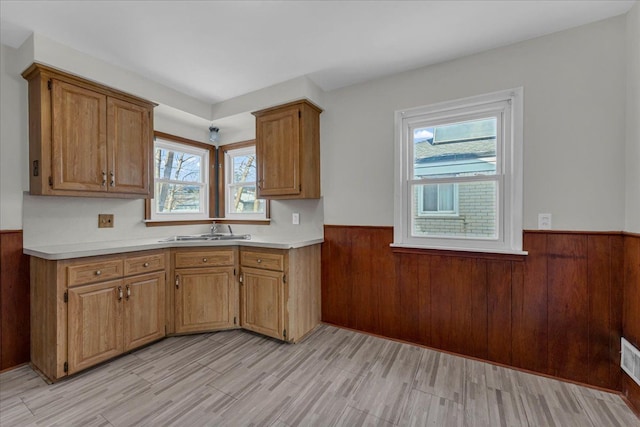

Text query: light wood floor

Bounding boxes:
[1,324,638,426]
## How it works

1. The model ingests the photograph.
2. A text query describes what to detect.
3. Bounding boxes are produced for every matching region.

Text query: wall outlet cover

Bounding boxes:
[98,214,114,228]
[538,213,552,230]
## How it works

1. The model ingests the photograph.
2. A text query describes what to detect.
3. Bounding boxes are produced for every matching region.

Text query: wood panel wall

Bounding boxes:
[623,233,640,414]
[322,225,625,391]
[0,230,30,371]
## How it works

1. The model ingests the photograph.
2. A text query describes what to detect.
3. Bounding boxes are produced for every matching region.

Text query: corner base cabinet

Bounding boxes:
[240,244,321,343]
[170,248,239,334]
[30,250,167,382]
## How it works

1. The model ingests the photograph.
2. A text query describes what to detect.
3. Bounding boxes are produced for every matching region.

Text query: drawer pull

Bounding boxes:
[203,258,207,262]
[257,259,262,263]
[95,270,102,276]
[143,262,149,267]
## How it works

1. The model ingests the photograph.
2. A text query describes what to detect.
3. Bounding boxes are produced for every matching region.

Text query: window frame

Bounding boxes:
[220,140,268,221]
[393,88,525,254]
[417,183,459,217]
[146,133,270,226]
[146,132,214,223]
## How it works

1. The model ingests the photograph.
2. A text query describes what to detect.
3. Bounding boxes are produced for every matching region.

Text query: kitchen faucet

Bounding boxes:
[211,221,233,235]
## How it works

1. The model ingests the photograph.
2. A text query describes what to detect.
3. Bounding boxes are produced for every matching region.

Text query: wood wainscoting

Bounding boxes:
[322,226,627,392]
[0,230,30,371]
[623,233,640,414]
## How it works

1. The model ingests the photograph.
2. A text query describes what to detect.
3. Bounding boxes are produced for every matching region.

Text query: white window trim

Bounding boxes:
[393,88,526,255]
[151,139,210,221]
[224,145,267,221]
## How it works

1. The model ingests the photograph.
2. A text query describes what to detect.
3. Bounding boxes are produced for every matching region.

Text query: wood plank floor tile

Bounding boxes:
[334,406,395,427]
[412,348,465,404]
[1,324,637,426]
[399,389,464,427]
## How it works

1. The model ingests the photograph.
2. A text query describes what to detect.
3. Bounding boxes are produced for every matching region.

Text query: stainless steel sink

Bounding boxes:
[160,234,251,242]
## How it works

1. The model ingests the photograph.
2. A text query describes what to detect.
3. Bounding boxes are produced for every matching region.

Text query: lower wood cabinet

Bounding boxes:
[30,243,319,382]
[240,244,321,343]
[171,248,239,334]
[241,267,284,340]
[31,250,167,382]
[174,267,237,333]
[67,279,123,374]
[123,272,165,351]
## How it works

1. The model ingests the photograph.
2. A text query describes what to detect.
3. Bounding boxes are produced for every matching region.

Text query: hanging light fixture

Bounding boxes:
[209,126,220,145]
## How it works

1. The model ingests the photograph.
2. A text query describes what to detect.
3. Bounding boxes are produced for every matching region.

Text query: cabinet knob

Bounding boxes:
[143,262,149,267]
[257,259,262,263]
[203,258,207,262]
[95,270,102,276]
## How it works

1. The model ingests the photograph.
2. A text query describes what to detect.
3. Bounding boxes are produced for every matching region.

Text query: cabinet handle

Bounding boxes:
[175,274,180,289]
[257,259,262,264]
[203,258,207,262]
[101,171,107,187]
[110,171,115,187]
[118,286,123,301]
[239,274,243,284]
[143,262,149,267]
[125,285,131,300]
[95,270,102,276]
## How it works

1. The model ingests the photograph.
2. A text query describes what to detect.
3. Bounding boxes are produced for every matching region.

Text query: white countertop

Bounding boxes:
[24,235,324,260]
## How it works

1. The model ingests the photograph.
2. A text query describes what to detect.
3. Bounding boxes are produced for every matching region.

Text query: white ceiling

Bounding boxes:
[0,1,636,105]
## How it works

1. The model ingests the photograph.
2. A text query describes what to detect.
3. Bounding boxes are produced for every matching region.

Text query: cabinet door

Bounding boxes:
[68,280,123,374]
[51,80,107,192]
[241,267,284,340]
[174,267,236,333]
[123,272,165,352]
[107,97,151,195]
[256,107,300,197]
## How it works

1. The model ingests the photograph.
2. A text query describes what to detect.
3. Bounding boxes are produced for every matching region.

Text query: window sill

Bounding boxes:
[144,218,271,227]
[390,243,527,261]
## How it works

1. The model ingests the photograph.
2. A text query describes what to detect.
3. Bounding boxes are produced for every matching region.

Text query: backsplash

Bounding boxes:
[22,193,323,248]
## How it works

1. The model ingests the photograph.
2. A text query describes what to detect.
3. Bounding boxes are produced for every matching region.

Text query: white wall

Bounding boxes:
[626,3,640,233]
[321,15,628,231]
[0,44,29,230]
[2,12,636,239]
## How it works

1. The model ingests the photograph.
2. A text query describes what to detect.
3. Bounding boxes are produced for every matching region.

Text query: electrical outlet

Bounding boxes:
[98,214,114,228]
[538,213,552,230]
[292,212,300,225]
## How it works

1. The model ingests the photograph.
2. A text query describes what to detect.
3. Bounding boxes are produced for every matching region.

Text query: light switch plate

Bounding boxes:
[292,212,300,225]
[538,213,552,230]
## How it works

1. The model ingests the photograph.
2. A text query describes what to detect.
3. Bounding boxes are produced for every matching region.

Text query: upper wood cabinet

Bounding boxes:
[252,99,322,199]
[22,63,155,198]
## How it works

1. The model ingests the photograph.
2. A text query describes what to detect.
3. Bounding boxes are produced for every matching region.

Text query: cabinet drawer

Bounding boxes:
[124,252,165,276]
[175,250,234,268]
[67,259,123,287]
[241,251,284,271]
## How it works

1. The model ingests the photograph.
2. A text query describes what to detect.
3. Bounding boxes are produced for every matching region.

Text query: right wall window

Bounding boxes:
[394,88,524,254]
